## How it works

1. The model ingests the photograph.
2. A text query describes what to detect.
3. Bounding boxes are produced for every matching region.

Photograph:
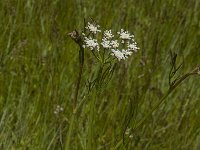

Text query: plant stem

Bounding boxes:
[65,46,84,150]
[114,66,199,149]
[88,93,96,150]
[73,46,84,111]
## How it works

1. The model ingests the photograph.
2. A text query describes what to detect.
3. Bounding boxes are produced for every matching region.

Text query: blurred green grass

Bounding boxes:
[0,0,200,149]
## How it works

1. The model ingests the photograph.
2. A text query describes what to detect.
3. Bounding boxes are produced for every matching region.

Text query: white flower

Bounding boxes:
[101,37,119,49]
[103,30,114,39]
[101,38,111,49]
[122,49,133,58]
[110,40,119,48]
[83,37,99,51]
[54,105,64,115]
[111,49,133,61]
[129,134,133,138]
[82,25,139,61]
[128,42,139,52]
[117,29,134,40]
[198,70,200,75]
[111,49,125,61]
[125,128,131,135]
[85,22,101,34]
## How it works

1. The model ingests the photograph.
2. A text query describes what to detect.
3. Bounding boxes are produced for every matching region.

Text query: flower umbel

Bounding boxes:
[85,22,101,34]
[117,29,134,40]
[82,22,139,61]
[103,30,114,39]
[83,37,99,51]
[111,49,125,61]
[110,40,119,49]
[101,38,112,49]
[54,105,64,115]
[128,42,139,52]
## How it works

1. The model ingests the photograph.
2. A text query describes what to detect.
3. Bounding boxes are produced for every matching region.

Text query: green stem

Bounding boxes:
[65,46,84,150]
[73,46,84,110]
[132,72,196,132]
[113,66,199,149]
[88,94,95,150]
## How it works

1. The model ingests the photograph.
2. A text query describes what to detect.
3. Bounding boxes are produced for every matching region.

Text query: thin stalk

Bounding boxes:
[114,66,199,149]
[132,70,198,132]
[65,46,84,150]
[73,46,84,111]
[88,93,96,150]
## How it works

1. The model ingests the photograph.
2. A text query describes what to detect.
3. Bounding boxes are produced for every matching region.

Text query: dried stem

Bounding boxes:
[116,65,200,149]
[66,31,84,150]
[132,65,200,132]
[68,30,84,111]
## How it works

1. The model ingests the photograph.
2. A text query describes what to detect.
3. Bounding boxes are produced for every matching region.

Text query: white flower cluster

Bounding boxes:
[117,29,134,41]
[125,128,134,139]
[85,22,101,34]
[128,42,139,52]
[104,30,114,39]
[83,22,139,61]
[54,105,64,115]
[83,37,99,51]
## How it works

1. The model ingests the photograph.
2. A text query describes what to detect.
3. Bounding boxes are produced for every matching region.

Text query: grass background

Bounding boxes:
[0,0,200,149]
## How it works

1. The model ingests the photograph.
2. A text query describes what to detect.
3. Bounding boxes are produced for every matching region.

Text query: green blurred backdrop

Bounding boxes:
[0,0,200,149]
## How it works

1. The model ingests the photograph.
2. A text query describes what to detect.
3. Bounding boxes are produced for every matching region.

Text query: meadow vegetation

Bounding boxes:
[0,0,200,149]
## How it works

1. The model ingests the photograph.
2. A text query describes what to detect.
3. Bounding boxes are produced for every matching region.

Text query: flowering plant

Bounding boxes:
[68,20,140,101]
[67,21,141,149]
[82,22,139,62]
[67,20,200,149]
